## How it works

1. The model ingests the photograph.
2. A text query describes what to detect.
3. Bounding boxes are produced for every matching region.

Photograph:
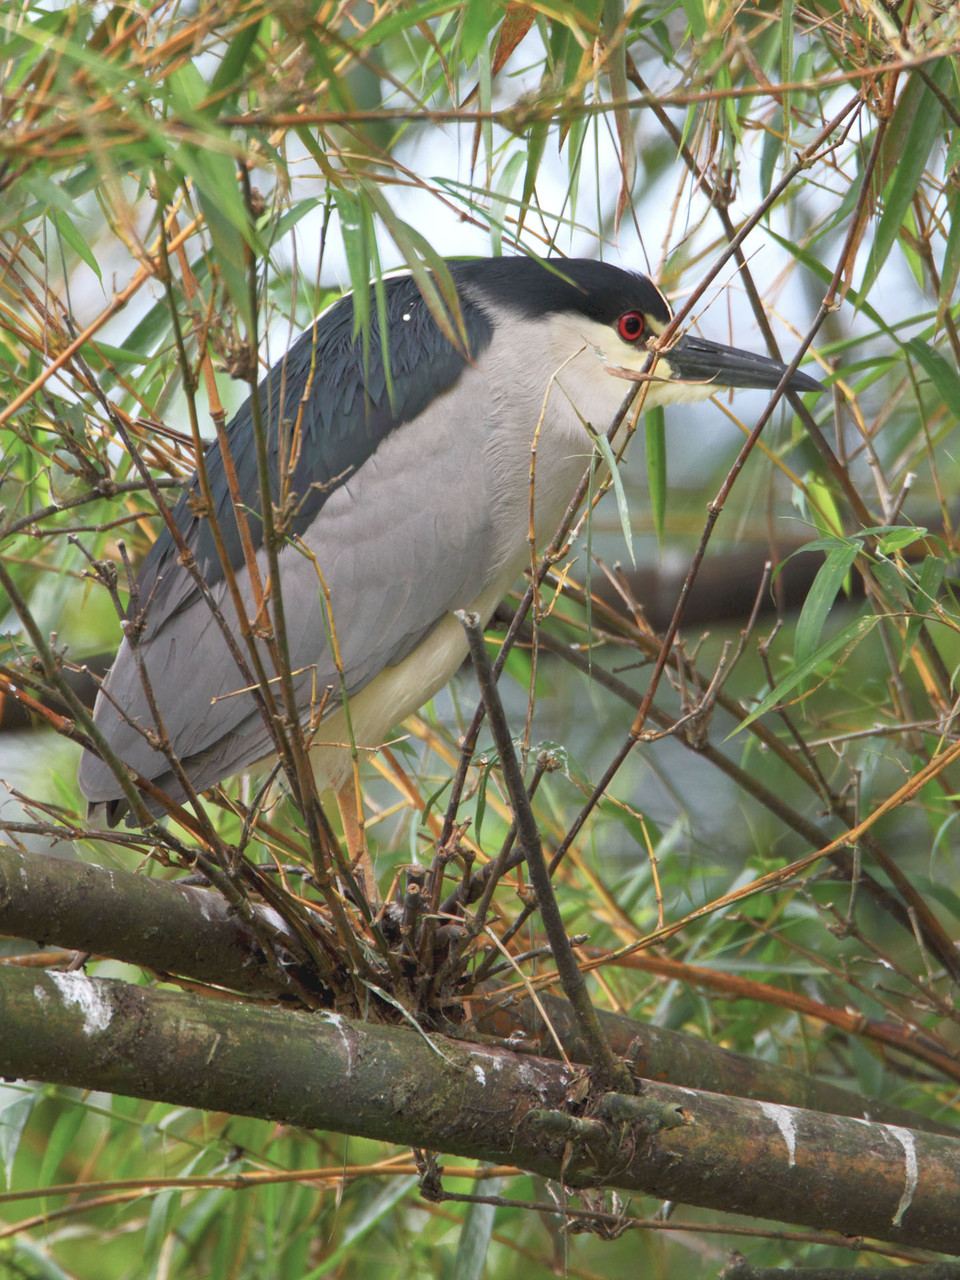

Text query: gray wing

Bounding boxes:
[76,367,504,808]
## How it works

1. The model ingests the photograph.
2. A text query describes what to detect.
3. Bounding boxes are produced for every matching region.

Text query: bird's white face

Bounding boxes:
[543,310,719,421]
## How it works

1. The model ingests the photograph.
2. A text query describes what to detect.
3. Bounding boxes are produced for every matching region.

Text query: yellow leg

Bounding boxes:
[336,773,379,906]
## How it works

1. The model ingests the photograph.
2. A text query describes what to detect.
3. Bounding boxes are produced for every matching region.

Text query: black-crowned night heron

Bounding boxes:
[78,256,821,838]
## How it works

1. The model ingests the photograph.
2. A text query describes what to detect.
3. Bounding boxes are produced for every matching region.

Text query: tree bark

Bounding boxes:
[0,963,958,1254]
[3,843,953,1138]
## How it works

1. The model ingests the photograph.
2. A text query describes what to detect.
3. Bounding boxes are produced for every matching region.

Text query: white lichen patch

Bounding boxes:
[885,1125,918,1226]
[321,1011,354,1073]
[759,1102,797,1168]
[48,971,113,1036]
[472,1064,486,1087]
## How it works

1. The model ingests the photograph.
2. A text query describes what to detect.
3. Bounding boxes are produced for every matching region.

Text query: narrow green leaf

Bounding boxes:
[38,1104,87,1189]
[871,557,911,609]
[361,183,468,353]
[354,0,458,50]
[144,1189,180,1276]
[760,106,784,197]
[210,17,263,100]
[764,226,893,340]
[862,60,951,294]
[733,613,878,734]
[806,473,843,541]
[168,65,259,324]
[905,338,960,421]
[794,542,859,669]
[0,1093,34,1187]
[878,525,928,555]
[644,405,666,548]
[589,426,635,566]
[603,0,635,228]
[52,209,102,282]
[490,150,526,255]
[780,0,794,142]
[941,184,960,323]
[460,0,493,65]
[453,1176,502,1280]
[302,1177,418,1277]
[268,196,324,243]
[902,554,945,669]
[194,185,252,326]
[519,119,549,235]
[680,0,706,38]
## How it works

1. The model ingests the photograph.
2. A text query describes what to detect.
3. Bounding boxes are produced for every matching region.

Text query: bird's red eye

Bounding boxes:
[617,311,645,342]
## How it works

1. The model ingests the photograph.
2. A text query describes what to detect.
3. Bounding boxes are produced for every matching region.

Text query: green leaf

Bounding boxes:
[588,425,635,566]
[760,106,784,197]
[680,0,706,39]
[877,525,928,555]
[144,1188,180,1276]
[167,63,261,325]
[52,209,102,282]
[862,60,952,294]
[0,1092,34,1187]
[38,1103,87,1189]
[460,0,493,65]
[210,17,263,101]
[301,1177,418,1278]
[518,118,549,234]
[763,226,894,341]
[490,150,526,256]
[604,0,635,227]
[780,0,794,141]
[364,184,469,353]
[452,1176,502,1279]
[644,405,666,548]
[733,613,879,734]
[941,183,960,324]
[905,338,960,421]
[794,541,860,669]
[806,473,843,540]
[355,0,458,50]
[902,554,945,669]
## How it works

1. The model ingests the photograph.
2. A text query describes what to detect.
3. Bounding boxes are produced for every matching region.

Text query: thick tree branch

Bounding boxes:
[2,843,954,1138]
[0,964,958,1254]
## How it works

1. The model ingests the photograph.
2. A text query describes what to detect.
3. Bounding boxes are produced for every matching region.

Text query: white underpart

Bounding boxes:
[302,309,709,792]
[308,578,507,791]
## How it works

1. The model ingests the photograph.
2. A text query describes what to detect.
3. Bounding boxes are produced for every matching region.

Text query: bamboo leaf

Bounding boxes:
[52,209,102,282]
[861,60,951,294]
[492,3,536,77]
[453,1176,502,1280]
[588,425,635,566]
[878,526,928,555]
[905,338,960,421]
[733,614,879,735]
[518,118,549,234]
[644,405,666,548]
[603,0,635,229]
[794,541,859,669]
[361,184,468,353]
[941,183,960,325]
[460,0,494,65]
[902,555,945,670]
[210,16,263,100]
[354,0,459,50]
